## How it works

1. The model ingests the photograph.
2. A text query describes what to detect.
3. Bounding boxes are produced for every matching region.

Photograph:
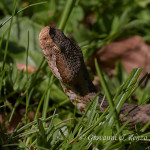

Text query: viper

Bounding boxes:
[39,26,150,125]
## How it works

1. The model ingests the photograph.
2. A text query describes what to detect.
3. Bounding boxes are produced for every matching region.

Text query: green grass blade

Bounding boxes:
[72,95,97,136]
[0,1,47,28]
[127,72,150,100]
[108,68,142,125]
[46,109,56,135]
[87,96,98,127]
[25,31,29,123]
[9,95,25,122]
[2,0,17,70]
[58,0,76,30]
[116,68,142,111]
[105,119,131,150]
[42,75,54,120]
[37,119,46,138]
[95,59,121,131]
[16,116,57,134]
[34,90,47,120]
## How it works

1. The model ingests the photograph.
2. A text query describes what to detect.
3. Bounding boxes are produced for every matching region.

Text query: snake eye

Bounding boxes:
[53,46,58,52]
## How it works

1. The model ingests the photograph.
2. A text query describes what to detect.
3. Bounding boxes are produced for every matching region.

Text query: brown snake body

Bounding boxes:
[39,26,150,125]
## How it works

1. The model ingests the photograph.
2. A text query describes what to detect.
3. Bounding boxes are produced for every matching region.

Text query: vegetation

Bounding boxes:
[0,0,150,149]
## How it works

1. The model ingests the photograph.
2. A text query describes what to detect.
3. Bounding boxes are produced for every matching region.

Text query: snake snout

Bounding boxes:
[39,26,57,56]
[39,26,50,49]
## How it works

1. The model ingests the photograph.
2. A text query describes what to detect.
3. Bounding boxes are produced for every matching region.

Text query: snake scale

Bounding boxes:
[39,26,150,125]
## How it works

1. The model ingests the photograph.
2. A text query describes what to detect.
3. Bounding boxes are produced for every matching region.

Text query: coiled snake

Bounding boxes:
[39,26,150,125]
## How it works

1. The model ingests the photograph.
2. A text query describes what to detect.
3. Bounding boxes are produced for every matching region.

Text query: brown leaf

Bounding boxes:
[0,112,22,134]
[87,36,150,85]
[16,63,36,73]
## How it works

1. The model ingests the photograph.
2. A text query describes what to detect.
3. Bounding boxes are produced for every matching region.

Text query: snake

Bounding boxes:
[39,26,150,125]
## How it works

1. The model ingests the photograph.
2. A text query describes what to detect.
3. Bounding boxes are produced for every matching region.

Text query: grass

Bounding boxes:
[0,0,150,149]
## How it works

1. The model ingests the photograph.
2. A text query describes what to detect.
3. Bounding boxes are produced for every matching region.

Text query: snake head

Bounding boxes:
[39,26,97,111]
[39,26,84,84]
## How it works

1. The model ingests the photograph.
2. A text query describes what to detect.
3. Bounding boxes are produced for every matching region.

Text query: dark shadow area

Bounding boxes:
[1,39,26,53]
[0,39,26,63]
